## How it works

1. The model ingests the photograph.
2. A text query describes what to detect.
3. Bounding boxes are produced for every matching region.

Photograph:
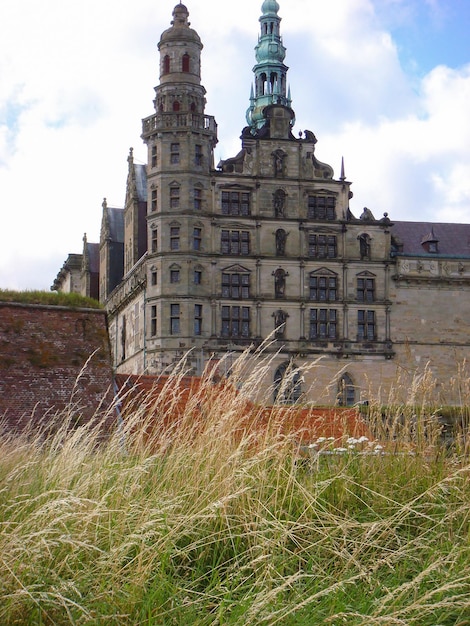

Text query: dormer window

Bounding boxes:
[421,228,439,254]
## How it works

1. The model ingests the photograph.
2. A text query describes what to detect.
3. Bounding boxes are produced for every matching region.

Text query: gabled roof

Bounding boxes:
[391,221,470,258]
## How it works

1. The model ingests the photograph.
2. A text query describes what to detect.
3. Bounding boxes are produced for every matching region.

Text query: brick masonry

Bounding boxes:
[0,303,115,433]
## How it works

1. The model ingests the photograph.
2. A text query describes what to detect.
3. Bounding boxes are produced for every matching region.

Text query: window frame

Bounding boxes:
[221,305,250,339]
[221,191,251,216]
[309,308,338,341]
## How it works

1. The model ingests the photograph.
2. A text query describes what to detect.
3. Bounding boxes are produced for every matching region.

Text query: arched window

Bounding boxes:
[182,53,190,72]
[274,362,302,405]
[337,373,355,406]
[163,55,170,74]
[172,101,181,112]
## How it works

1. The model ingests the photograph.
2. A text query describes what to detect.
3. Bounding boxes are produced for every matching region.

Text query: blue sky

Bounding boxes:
[0,0,469,290]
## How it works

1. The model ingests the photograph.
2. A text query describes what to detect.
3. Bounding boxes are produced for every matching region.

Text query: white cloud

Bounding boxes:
[0,0,469,290]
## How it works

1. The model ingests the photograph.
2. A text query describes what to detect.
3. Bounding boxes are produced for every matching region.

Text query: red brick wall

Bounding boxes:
[0,303,114,433]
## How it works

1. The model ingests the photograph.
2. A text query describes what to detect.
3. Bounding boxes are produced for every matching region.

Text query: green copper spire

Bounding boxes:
[246,1,292,130]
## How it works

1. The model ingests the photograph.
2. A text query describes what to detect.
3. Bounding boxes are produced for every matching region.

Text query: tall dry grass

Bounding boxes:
[1,351,470,624]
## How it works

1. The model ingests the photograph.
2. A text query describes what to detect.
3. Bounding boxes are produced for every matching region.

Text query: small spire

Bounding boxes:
[340,157,346,181]
[102,198,108,210]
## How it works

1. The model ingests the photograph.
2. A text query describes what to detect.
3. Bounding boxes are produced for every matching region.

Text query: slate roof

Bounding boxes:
[391,221,470,258]
[134,164,147,202]
[86,243,100,274]
[107,207,125,243]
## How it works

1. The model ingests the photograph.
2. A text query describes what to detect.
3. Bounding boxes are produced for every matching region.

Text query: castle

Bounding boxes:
[53,1,470,406]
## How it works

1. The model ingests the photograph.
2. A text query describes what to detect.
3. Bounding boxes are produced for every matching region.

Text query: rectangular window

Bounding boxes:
[195,145,203,166]
[170,143,180,164]
[151,145,157,168]
[151,271,157,286]
[170,227,180,251]
[194,270,202,285]
[170,187,180,209]
[221,191,251,216]
[221,230,250,255]
[358,310,376,341]
[357,278,375,303]
[151,189,157,213]
[194,187,202,210]
[222,273,250,299]
[193,227,202,251]
[308,195,336,220]
[170,304,180,335]
[194,304,203,335]
[309,275,337,301]
[308,234,337,258]
[150,305,157,337]
[151,229,158,253]
[170,269,180,283]
[221,306,250,338]
[309,309,337,340]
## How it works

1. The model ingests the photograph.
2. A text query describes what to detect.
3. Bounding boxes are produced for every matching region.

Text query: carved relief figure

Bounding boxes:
[273,150,285,177]
[275,229,287,256]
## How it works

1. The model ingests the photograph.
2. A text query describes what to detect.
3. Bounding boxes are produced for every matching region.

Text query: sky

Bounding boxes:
[1,0,469,291]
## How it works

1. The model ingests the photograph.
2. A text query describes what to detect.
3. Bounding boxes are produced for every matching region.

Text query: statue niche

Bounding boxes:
[273,189,286,217]
[273,309,288,339]
[273,268,287,298]
[272,149,286,178]
[275,229,287,256]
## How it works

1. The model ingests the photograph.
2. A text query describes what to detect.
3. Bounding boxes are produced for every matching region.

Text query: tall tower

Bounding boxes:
[141,3,218,373]
[246,0,292,131]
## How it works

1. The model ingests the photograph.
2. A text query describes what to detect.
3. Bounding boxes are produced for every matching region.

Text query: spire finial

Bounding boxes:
[340,157,346,181]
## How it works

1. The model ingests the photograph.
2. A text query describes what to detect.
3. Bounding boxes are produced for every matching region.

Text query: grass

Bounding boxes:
[1,354,470,624]
[0,289,102,309]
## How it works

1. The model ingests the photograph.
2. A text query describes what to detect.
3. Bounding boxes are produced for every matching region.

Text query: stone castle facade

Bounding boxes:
[53,1,470,406]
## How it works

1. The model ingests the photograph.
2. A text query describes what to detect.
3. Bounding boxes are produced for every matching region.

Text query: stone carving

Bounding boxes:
[273,309,287,338]
[275,229,287,256]
[274,189,286,217]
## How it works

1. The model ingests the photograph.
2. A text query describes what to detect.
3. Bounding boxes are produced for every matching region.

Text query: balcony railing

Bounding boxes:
[142,112,217,137]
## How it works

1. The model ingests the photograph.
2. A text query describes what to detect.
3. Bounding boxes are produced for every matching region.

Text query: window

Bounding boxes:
[151,146,157,168]
[357,310,376,341]
[151,228,158,253]
[172,101,180,112]
[170,226,180,250]
[357,277,375,303]
[337,373,355,406]
[274,362,302,405]
[194,304,202,335]
[170,304,180,335]
[194,187,202,210]
[170,186,180,209]
[308,234,337,258]
[151,190,157,213]
[221,230,250,255]
[194,270,202,285]
[163,55,170,74]
[309,309,337,340]
[193,227,202,251]
[221,306,250,338]
[222,272,250,299]
[195,145,203,166]
[221,191,250,216]
[170,143,180,164]
[309,275,337,301]
[151,271,157,286]
[182,53,190,73]
[150,305,157,337]
[170,268,180,283]
[308,195,336,220]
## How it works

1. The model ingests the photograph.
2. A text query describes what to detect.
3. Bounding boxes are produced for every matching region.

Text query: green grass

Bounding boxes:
[0,289,102,309]
[1,359,470,624]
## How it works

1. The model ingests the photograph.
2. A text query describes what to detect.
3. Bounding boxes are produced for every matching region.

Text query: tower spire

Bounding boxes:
[246,1,292,130]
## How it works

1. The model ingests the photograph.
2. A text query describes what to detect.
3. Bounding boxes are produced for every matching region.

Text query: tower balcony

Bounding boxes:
[142,112,218,139]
